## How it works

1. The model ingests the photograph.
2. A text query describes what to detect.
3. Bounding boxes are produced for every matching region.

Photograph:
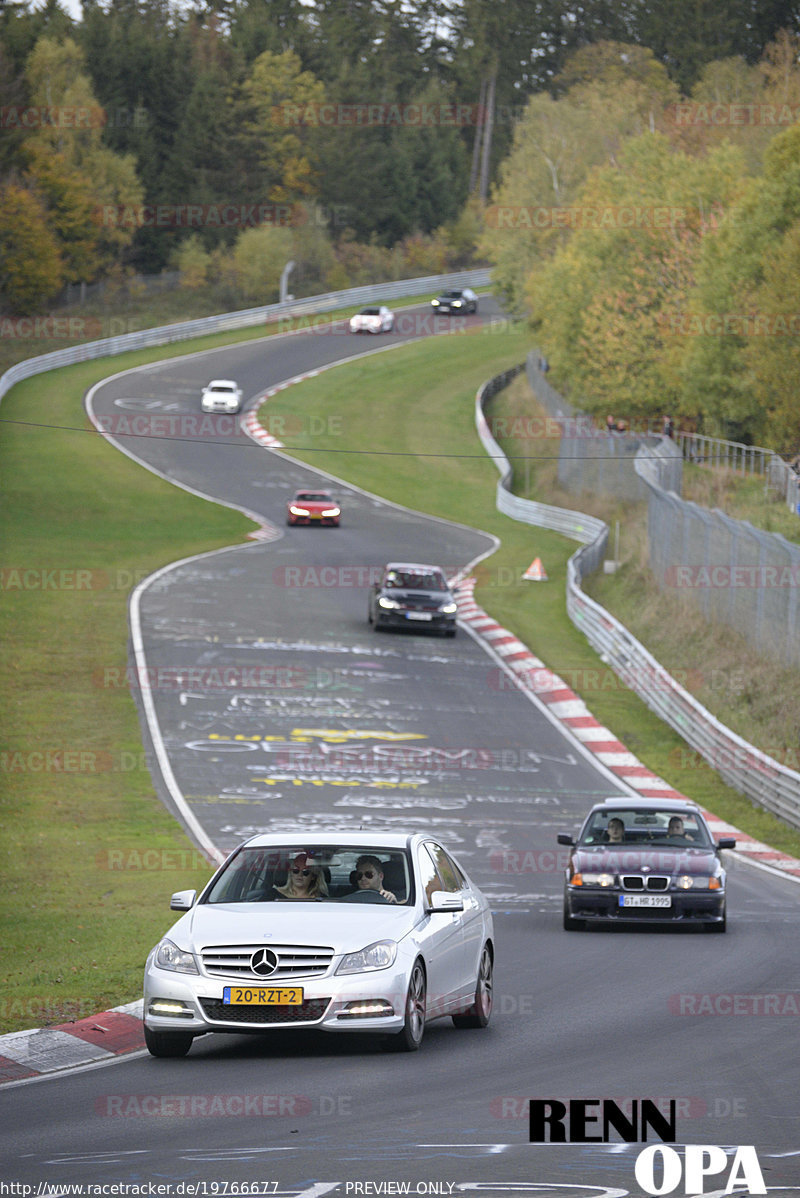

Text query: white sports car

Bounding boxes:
[349,305,395,334]
[200,379,243,413]
[143,831,494,1056]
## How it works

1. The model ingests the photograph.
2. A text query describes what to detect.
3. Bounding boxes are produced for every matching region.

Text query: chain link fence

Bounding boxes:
[640,476,800,666]
[525,354,680,501]
[526,351,800,668]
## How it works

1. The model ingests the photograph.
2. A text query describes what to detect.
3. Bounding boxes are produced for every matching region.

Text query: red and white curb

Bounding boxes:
[0,1001,145,1084]
[242,373,323,450]
[453,577,800,882]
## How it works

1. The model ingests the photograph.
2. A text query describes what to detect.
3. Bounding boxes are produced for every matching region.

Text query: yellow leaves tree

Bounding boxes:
[746,222,800,452]
[0,183,64,315]
[240,49,326,204]
[482,42,679,312]
[527,134,746,425]
[24,35,143,273]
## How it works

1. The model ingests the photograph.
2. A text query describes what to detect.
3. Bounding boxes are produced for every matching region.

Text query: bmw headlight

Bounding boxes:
[336,940,397,974]
[439,602,457,614]
[676,875,720,890]
[378,596,400,610]
[154,939,199,974]
[571,872,615,886]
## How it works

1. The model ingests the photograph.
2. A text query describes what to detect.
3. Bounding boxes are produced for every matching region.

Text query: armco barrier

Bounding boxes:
[0,268,491,408]
[477,365,800,831]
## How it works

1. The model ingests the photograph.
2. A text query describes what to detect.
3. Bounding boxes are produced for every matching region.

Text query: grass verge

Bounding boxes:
[0,342,265,1034]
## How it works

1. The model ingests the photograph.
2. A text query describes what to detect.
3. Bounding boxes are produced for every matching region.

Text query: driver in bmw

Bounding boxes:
[355,855,397,903]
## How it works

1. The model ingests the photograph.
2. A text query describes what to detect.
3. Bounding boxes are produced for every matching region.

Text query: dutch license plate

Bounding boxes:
[223,986,304,1005]
[619,895,672,908]
[406,612,432,621]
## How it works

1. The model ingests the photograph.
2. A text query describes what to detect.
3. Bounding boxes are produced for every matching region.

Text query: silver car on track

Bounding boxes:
[143,831,494,1056]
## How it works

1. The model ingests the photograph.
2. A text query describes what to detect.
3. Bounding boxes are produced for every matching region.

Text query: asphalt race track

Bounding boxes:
[2,300,800,1198]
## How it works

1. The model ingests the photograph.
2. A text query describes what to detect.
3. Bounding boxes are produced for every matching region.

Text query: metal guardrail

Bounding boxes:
[477,363,800,832]
[0,268,492,408]
[476,367,608,548]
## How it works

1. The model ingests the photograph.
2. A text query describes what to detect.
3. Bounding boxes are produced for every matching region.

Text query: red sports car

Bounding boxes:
[287,489,341,527]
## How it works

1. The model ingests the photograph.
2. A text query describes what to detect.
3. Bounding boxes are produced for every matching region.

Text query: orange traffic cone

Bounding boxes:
[523,557,548,581]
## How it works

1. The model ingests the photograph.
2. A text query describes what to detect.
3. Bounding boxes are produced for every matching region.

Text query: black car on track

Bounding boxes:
[430,288,478,315]
[368,562,458,636]
[558,798,736,932]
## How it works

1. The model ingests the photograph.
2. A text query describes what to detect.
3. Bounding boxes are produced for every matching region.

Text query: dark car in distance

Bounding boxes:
[368,562,458,636]
[558,798,736,932]
[430,288,478,315]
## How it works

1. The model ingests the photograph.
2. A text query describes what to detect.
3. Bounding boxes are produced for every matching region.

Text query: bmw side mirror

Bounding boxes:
[557,834,575,846]
[716,838,737,850]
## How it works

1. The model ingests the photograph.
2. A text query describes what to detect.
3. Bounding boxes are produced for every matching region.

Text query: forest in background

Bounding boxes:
[2,0,800,447]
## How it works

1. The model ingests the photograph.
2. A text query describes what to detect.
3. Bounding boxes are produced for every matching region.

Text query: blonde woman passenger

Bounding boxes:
[274,853,329,900]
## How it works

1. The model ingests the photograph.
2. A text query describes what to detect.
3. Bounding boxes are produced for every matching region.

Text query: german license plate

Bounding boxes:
[406,612,432,621]
[619,895,671,908]
[222,986,304,1005]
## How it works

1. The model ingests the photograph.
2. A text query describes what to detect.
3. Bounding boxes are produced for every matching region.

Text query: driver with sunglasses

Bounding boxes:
[274,853,329,900]
[354,855,397,903]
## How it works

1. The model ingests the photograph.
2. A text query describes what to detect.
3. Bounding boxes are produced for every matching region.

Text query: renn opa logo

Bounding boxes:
[528,1099,765,1195]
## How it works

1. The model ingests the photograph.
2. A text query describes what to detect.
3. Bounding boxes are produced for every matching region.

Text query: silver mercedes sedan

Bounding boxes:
[143,831,494,1056]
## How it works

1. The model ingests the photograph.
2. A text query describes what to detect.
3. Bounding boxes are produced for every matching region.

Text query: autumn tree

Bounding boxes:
[482,42,679,310]
[24,35,144,272]
[683,122,800,442]
[527,134,745,425]
[238,47,326,203]
[0,183,64,313]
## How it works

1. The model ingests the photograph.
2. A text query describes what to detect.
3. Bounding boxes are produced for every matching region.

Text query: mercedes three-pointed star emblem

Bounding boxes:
[250,947,279,976]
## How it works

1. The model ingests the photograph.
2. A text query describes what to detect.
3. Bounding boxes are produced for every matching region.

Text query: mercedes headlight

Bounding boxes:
[336,940,397,974]
[154,939,199,974]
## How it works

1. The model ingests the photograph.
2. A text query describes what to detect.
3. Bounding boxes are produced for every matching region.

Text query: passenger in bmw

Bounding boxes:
[354,855,397,903]
[274,854,329,900]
